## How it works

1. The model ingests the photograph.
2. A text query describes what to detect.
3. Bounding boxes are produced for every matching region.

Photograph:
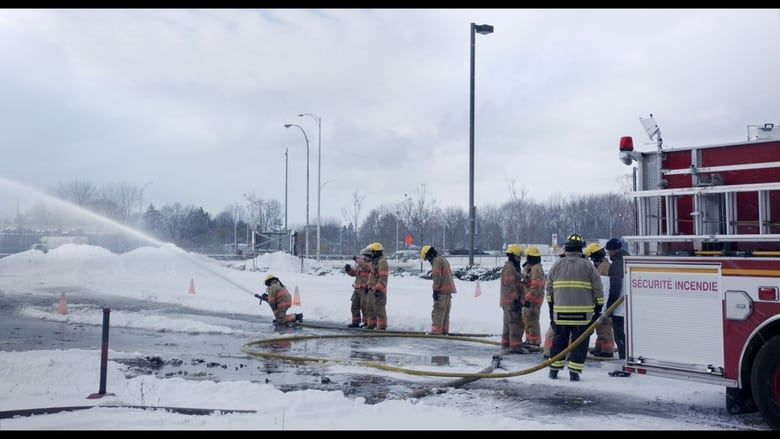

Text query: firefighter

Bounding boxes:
[605,238,629,363]
[521,245,546,350]
[500,244,529,354]
[546,233,604,381]
[344,247,373,328]
[420,245,457,334]
[365,242,389,330]
[260,274,302,328]
[543,244,568,357]
[584,242,616,358]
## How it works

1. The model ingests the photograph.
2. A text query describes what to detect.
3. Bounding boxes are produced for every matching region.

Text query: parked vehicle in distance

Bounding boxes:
[448,248,488,255]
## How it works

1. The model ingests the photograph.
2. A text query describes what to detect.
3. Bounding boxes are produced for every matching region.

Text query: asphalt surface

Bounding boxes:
[0,291,770,429]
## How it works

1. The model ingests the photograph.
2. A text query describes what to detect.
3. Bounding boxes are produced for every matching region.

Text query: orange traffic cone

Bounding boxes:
[293,286,301,306]
[474,281,482,298]
[58,291,68,315]
[188,278,196,294]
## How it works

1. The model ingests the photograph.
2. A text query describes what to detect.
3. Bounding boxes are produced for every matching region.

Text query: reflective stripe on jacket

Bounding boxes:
[545,251,604,325]
[347,258,372,289]
[267,282,292,311]
[368,257,389,294]
[431,255,457,294]
[524,263,546,305]
[499,260,524,307]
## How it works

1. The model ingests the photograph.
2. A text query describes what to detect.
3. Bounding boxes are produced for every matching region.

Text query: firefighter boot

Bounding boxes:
[295,313,303,322]
[548,369,559,380]
[347,323,360,328]
[569,371,581,382]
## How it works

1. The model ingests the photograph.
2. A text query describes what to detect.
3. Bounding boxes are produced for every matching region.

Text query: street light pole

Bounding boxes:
[298,113,322,261]
[395,210,400,256]
[284,147,288,232]
[284,123,310,259]
[468,22,494,266]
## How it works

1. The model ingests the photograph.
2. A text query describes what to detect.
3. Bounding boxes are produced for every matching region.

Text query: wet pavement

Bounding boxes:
[0,291,770,429]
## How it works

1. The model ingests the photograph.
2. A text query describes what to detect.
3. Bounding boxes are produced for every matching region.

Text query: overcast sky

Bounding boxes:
[1,9,779,227]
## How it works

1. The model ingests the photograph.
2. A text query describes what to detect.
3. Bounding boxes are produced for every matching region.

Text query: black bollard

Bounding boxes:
[87,308,115,399]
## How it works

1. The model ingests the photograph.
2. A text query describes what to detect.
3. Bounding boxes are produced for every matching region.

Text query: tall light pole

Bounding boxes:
[284,147,288,232]
[395,210,400,257]
[468,22,494,266]
[284,123,310,259]
[319,179,334,257]
[298,113,322,261]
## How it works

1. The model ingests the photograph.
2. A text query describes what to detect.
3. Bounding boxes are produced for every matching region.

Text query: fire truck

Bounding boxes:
[617,115,780,429]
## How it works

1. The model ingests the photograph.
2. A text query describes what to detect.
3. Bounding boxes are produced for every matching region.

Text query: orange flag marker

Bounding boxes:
[474,281,482,298]
[188,278,196,294]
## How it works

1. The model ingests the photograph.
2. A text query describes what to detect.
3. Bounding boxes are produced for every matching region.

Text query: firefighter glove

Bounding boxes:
[523,300,531,308]
[260,293,269,302]
[511,299,521,312]
[344,264,352,272]
[432,291,439,301]
[374,290,382,300]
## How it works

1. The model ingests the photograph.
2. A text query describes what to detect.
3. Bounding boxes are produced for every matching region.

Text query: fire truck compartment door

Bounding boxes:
[626,262,724,372]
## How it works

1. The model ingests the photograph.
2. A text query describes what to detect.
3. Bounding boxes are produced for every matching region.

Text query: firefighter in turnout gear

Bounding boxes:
[260,274,303,328]
[546,234,604,381]
[421,245,457,334]
[544,244,568,357]
[345,247,373,328]
[584,242,616,358]
[500,244,529,354]
[365,242,389,330]
[521,245,546,350]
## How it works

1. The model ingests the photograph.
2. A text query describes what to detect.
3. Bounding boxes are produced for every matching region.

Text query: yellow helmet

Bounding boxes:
[525,245,541,257]
[264,274,278,286]
[583,242,603,257]
[420,245,432,260]
[506,244,524,257]
[367,242,384,252]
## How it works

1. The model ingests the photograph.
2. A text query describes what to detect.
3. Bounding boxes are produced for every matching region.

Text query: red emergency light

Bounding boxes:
[619,136,634,152]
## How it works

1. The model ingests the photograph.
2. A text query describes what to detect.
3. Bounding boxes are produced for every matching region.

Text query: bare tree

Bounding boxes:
[407,184,437,249]
[503,177,529,243]
[442,206,467,251]
[54,180,98,207]
[341,189,364,251]
[98,182,138,223]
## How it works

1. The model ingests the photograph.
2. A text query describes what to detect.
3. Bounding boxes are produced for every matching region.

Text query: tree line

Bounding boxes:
[7,179,635,257]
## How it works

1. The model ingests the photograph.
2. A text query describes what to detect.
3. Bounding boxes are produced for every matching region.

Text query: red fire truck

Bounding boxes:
[618,115,780,429]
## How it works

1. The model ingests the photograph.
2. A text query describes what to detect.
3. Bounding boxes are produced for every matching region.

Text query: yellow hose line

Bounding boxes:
[298,321,498,338]
[241,296,625,380]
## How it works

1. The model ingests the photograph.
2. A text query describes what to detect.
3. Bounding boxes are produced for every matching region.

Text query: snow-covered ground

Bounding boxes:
[0,245,769,430]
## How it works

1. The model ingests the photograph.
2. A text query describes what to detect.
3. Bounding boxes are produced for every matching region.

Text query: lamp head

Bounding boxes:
[474,24,494,34]
[297,113,304,117]
[284,124,292,128]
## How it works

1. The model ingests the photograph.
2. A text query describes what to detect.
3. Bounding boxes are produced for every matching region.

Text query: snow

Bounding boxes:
[0,244,764,430]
